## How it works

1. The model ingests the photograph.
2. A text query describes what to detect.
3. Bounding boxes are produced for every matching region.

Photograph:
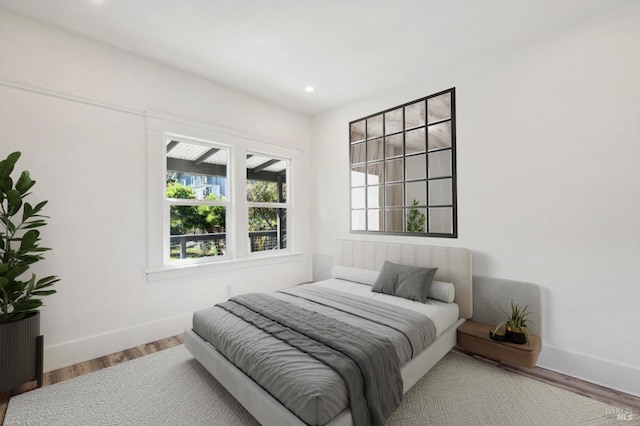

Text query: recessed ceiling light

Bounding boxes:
[305,86,314,93]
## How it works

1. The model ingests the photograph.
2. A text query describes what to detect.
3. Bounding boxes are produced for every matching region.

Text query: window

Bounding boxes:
[146,112,301,277]
[166,139,229,262]
[349,88,457,237]
[246,154,288,253]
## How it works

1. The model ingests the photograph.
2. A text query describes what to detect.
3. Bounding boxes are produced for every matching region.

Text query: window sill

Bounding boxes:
[144,252,304,282]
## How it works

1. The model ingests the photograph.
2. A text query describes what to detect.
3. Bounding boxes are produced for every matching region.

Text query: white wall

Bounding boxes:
[0,9,313,370]
[311,5,640,395]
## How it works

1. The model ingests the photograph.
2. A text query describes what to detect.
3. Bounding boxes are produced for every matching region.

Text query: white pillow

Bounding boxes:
[332,265,455,303]
[429,280,456,303]
[331,265,379,286]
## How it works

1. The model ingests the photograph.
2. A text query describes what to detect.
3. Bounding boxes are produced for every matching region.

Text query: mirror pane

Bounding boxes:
[367,209,381,231]
[367,162,383,185]
[405,101,425,129]
[351,187,366,209]
[351,142,366,164]
[385,209,404,232]
[428,150,452,178]
[427,92,451,123]
[352,210,366,231]
[385,134,403,158]
[406,207,427,233]
[428,207,453,234]
[385,184,404,207]
[367,185,383,208]
[367,114,383,139]
[351,165,366,187]
[405,181,426,206]
[406,154,426,180]
[405,127,426,154]
[367,138,383,162]
[428,178,453,205]
[428,121,452,150]
[385,158,403,183]
[385,108,403,134]
[350,120,366,143]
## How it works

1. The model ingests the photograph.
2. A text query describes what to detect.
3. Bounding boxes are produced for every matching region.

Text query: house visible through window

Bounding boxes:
[163,137,292,266]
[166,139,229,262]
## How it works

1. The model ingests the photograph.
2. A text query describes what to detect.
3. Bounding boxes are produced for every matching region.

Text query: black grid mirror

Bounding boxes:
[349,88,457,237]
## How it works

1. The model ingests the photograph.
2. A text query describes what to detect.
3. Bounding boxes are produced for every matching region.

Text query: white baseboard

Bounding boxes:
[43,313,192,372]
[537,344,640,397]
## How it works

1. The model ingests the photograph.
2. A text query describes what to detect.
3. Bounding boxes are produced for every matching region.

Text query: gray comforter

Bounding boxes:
[192,285,436,426]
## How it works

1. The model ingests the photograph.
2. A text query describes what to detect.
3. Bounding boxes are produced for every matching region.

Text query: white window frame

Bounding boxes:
[246,152,290,256]
[165,136,231,266]
[145,112,302,281]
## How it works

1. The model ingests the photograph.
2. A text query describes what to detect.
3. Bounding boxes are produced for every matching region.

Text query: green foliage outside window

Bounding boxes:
[166,181,225,235]
[247,180,278,231]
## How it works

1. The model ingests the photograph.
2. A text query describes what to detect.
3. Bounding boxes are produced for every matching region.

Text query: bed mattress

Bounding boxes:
[192,280,459,426]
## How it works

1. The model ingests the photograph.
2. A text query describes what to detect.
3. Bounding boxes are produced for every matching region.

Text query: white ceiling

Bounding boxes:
[0,0,617,115]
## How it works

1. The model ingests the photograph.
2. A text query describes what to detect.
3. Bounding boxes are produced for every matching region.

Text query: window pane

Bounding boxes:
[166,141,228,202]
[249,207,286,252]
[169,205,226,260]
[246,155,287,202]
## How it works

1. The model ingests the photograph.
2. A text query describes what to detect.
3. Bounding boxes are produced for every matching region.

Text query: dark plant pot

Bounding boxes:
[0,312,43,392]
[506,327,527,345]
[489,329,507,342]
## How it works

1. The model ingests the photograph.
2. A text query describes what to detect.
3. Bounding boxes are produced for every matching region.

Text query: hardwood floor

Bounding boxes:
[1,334,637,425]
[0,334,184,425]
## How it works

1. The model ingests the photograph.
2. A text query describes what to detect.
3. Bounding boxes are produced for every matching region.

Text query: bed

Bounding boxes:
[185,240,472,426]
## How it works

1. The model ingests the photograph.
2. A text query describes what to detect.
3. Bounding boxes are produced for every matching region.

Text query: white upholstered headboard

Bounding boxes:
[334,240,473,319]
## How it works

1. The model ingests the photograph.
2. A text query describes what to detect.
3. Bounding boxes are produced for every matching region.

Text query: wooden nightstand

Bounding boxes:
[457,320,541,368]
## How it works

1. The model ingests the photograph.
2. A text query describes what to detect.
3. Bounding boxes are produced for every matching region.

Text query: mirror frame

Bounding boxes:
[349,88,457,238]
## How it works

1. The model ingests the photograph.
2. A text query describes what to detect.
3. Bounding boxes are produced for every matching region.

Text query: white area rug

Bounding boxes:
[5,346,631,425]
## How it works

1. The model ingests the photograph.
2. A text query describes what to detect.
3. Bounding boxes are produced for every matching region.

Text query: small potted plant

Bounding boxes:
[491,301,532,345]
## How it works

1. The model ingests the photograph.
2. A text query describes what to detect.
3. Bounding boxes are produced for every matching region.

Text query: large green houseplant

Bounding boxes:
[0,151,59,391]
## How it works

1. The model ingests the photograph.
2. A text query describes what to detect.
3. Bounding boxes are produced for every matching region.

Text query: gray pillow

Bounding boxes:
[395,264,438,303]
[371,261,398,295]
